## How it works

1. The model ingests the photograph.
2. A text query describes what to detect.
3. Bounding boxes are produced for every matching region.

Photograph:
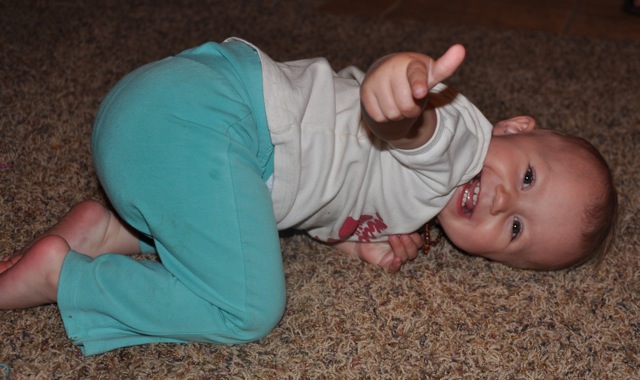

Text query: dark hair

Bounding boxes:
[563,135,618,269]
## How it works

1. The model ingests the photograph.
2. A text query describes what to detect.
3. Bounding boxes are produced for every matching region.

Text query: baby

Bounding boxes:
[333,47,617,272]
[0,39,617,355]
[333,118,617,271]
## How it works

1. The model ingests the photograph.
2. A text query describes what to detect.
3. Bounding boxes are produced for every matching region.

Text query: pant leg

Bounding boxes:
[57,43,285,356]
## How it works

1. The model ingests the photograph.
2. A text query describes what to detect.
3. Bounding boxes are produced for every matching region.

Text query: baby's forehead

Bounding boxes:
[524,134,598,266]
[533,129,578,148]
[508,130,610,270]
[521,183,589,269]
[533,130,597,167]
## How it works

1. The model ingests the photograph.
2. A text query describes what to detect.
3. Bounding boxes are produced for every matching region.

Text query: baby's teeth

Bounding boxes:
[462,188,469,207]
[472,183,480,206]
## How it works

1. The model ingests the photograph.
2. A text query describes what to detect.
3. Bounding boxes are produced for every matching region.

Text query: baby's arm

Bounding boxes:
[360,45,465,149]
[332,233,423,273]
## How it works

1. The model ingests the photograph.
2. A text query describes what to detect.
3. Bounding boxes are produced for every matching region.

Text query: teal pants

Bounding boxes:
[57,41,285,356]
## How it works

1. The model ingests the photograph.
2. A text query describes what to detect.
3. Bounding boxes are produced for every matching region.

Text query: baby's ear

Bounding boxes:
[492,116,536,136]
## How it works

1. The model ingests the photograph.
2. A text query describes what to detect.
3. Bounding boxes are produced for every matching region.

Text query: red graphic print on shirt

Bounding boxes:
[338,212,388,243]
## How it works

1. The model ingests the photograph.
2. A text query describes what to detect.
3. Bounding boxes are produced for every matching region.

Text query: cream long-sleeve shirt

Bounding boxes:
[242,39,493,243]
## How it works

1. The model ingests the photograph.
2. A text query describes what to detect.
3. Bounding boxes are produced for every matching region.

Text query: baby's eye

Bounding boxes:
[522,166,535,189]
[511,217,522,241]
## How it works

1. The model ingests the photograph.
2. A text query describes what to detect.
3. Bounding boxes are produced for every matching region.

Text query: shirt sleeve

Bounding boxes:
[387,84,493,195]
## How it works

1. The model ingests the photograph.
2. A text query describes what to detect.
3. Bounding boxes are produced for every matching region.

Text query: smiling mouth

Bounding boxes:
[461,174,481,215]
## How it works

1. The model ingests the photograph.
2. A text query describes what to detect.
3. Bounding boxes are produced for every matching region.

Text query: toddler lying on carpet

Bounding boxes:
[0,38,617,355]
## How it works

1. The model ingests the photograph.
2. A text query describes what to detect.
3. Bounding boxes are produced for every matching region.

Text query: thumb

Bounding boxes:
[428,44,466,89]
[377,250,396,271]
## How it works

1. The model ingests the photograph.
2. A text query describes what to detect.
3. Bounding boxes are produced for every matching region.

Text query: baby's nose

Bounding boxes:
[490,184,512,215]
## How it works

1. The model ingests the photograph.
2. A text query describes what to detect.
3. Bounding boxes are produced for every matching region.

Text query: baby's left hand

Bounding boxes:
[333,233,423,273]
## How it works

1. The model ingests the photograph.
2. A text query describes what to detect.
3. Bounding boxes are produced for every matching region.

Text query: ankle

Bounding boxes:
[51,200,110,254]
[35,235,70,300]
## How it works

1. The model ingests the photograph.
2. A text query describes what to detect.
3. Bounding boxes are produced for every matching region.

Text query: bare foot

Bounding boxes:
[39,200,141,257]
[0,235,68,309]
[0,201,142,309]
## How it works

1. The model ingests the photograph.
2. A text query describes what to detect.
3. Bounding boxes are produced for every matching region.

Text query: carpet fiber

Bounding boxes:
[1,0,639,378]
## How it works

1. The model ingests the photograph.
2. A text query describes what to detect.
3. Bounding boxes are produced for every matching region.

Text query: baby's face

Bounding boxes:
[437,119,593,270]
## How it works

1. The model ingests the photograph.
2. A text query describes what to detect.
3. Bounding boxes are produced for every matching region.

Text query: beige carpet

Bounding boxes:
[1,0,639,378]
